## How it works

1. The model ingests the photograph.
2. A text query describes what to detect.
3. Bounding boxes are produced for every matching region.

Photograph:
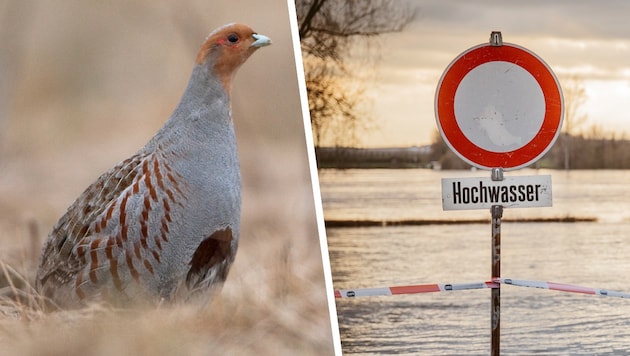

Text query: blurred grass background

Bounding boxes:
[0,0,335,354]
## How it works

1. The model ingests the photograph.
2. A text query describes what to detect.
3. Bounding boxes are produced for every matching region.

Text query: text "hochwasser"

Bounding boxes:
[441,175,552,211]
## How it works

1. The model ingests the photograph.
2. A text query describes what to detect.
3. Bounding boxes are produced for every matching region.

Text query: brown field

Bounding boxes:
[0,1,335,354]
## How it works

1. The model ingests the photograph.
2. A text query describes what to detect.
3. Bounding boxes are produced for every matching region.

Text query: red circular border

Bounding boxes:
[435,43,563,170]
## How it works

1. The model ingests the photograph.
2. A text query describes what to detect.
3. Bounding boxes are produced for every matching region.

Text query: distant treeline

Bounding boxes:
[316,134,630,169]
[316,146,432,169]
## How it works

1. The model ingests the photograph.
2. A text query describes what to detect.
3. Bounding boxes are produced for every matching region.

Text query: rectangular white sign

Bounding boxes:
[441,175,552,210]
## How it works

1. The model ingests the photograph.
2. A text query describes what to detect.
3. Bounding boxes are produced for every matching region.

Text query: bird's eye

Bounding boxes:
[227,33,239,43]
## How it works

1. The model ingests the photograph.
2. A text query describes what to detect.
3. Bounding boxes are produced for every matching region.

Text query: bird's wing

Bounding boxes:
[36,152,151,294]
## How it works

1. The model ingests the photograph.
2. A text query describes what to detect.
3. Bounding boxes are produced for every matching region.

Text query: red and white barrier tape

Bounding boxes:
[335,281,498,298]
[496,278,630,299]
[334,278,630,299]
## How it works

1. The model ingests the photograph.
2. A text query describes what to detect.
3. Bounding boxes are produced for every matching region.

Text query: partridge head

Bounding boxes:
[35,23,271,308]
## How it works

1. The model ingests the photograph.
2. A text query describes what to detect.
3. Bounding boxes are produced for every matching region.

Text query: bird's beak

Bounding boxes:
[251,33,272,48]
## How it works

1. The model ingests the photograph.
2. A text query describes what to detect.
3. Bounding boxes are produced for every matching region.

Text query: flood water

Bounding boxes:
[320,169,630,355]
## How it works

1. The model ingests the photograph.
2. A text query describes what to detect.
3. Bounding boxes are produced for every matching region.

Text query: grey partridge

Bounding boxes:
[35,23,272,308]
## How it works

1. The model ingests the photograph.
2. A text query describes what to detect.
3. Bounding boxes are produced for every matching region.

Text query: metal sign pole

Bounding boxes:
[490,168,504,356]
[489,33,504,356]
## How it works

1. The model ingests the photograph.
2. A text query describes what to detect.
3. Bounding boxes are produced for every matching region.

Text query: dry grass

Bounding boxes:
[0,0,335,354]
[0,145,334,355]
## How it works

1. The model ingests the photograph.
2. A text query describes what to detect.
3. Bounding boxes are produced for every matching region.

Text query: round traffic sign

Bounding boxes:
[435,42,564,170]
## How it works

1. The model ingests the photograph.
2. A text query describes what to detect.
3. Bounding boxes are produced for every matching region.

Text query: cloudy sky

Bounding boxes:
[354,0,630,147]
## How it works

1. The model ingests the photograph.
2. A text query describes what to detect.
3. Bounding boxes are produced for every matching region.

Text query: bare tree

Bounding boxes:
[303,54,365,146]
[559,75,588,169]
[296,0,415,146]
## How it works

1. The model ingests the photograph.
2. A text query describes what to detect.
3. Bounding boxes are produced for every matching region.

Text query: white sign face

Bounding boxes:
[454,61,546,153]
[435,42,564,170]
[442,175,552,210]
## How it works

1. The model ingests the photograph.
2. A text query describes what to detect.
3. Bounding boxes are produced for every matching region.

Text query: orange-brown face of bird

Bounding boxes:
[196,23,271,91]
